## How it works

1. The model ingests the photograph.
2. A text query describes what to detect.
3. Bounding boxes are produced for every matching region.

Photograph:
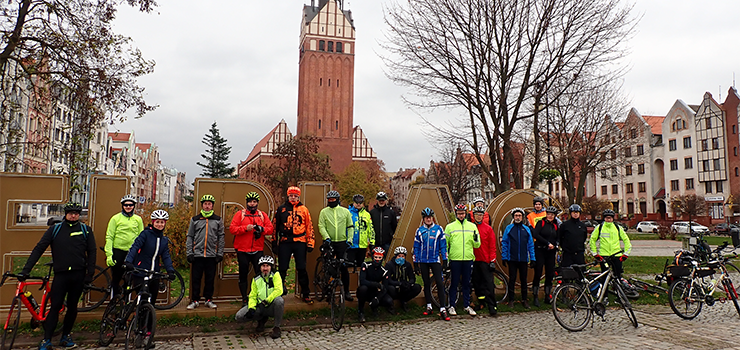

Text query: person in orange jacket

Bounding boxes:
[274,186,316,304]
[527,196,547,228]
[230,192,275,306]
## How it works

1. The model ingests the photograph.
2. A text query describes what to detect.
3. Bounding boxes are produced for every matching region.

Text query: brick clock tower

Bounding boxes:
[297,0,356,172]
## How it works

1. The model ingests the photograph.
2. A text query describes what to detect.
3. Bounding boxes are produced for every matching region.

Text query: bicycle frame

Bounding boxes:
[684,264,735,303]
[10,279,53,323]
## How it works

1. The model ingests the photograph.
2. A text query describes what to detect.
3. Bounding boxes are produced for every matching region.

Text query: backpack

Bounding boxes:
[52,222,88,240]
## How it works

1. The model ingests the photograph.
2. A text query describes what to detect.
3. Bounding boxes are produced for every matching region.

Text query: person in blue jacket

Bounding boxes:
[412,207,450,321]
[501,207,535,309]
[124,209,177,299]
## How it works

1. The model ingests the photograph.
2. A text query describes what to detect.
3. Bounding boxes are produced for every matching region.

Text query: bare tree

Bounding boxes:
[427,142,476,205]
[670,194,707,228]
[582,196,613,220]
[382,0,637,195]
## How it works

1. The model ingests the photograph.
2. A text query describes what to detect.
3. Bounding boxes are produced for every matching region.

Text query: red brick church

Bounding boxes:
[238,0,376,178]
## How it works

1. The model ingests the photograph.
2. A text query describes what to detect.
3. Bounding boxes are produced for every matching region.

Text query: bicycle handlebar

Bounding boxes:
[125,267,169,279]
[1,271,46,287]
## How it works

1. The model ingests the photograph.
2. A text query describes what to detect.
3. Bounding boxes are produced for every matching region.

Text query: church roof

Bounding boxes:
[242,120,293,167]
[352,126,377,160]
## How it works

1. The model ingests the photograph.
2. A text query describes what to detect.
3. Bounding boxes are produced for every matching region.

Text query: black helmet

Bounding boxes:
[353,194,365,203]
[326,190,340,199]
[421,207,434,217]
[545,206,559,214]
[602,209,616,218]
[533,196,545,205]
[569,204,582,213]
[64,202,83,213]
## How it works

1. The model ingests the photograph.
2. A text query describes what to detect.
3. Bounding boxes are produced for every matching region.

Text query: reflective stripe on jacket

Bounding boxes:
[318,206,354,243]
[348,205,375,248]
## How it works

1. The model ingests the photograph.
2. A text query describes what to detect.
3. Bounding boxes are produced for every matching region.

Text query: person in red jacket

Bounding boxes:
[471,206,497,316]
[467,197,490,225]
[230,192,275,306]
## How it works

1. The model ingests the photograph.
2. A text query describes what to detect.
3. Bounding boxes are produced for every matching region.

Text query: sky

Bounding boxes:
[111,0,740,183]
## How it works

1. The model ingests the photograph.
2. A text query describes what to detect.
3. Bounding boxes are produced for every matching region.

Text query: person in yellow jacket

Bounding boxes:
[235,255,283,339]
[347,194,375,267]
[590,209,632,279]
[105,194,144,296]
[444,204,481,316]
[318,190,355,301]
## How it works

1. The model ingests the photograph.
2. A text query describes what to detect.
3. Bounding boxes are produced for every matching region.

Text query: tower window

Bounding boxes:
[319,40,325,51]
[336,42,343,53]
[327,41,334,52]
[319,120,322,129]
[320,78,322,86]
[328,79,331,87]
[337,80,339,87]
[336,121,339,130]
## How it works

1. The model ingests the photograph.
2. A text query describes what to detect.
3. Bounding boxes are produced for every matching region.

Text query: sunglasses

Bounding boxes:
[123,204,135,207]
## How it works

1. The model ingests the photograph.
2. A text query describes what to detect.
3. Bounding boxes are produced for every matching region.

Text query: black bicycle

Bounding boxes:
[429,265,509,309]
[313,243,345,331]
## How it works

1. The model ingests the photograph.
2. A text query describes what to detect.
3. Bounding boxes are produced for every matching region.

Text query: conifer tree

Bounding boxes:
[197,122,235,178]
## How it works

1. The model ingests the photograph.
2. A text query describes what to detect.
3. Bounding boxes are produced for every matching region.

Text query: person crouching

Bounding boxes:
[235,256,284,339]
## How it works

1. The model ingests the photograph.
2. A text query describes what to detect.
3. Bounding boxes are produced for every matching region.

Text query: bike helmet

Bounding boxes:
[151,209,169,220]
[64,202,83,213]
[326,190,340,199]
[200,194,215,203]
[376,191,388,200]
[602,209,616,218]
[569,204,582,212]
[511,207,525,217]
[258,255,275,266]
[454,203,468,212]
[353,194,365,203]
[472,206,486,214]
[245,192,260,202]
[372,246,386,256]
[473,197,485,205]
[421,207,434,217]
[545,206,559,214]
[121,194,137,204]
[533,196,545,205]
[287,186,301,196]
[393,246,407,256]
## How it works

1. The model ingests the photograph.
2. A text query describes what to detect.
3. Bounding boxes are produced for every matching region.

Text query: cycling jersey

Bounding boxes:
[105,212,144,259]
[412,223,447,263]
[318,205,354,243]
[590,222,632,256]
[348,205,375,249]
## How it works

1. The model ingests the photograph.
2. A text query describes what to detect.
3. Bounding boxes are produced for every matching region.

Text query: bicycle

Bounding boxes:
[551,255,638,331]
[1,262,65,350]
[429,264,509,309]
[118,267,167,350]
[312,242,345,331]
[668,245,740,319]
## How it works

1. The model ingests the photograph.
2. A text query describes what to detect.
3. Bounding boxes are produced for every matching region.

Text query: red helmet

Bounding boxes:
[287,186,301,196]
[454,204,467,212]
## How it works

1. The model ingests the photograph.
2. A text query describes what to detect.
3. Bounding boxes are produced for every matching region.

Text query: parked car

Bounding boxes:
[670,221,709,235]
[636,221,660,233]
[713,223,740,236]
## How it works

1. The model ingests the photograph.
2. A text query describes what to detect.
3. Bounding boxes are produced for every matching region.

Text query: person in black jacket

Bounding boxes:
[384,246,421,311]
[356,247,393,323]
[369,192,397,259]
[532,206,560,306]
[124,210,176,302]
[20,203,96,350]
[557,204,588,268]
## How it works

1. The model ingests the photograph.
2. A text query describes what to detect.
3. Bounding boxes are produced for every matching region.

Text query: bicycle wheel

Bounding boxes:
[329,281,345,331]
[430,274,453,308]
[313,258,327,302]
[551,283,591,332]
[612,280,638,328]
[1,297,22,350]
[722,278,740,317]
[99,295,125,346]
[721,263,740,302]
[492,269,509,304]
[669,279,702,320]
[125,303,156,350]
[153,270,185,310]
[79,265,111,312]
[618,278,641,300]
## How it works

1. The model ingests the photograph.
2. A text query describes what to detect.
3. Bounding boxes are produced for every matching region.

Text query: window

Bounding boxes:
[318,119,322,129]
[601,169,607,178]
[712,138,719,149]
[670,159,678,170]
[705,182,713,193]
[327,41,334,52]
[671,180,679,191]
[601,185,607,195]
[714,159,721,171]
[636,145,644,155]
[716,181,724,193]
[701,139,708,151]
[735,147,738,156]
[703,160,710,171]
[737,167,739,177]
[734,125,737,134]
[683,136,692,149]
[638,163,645,174]
[611,167,617,176]
[686,178,694,190]
[669,139,677,151]
[610,149,617,160]
[320,78,322,86]
[612,184,618,194]
[630,128,637,139]
[336,42,343,53]
[638,182,646,193]
[624,147,632,157]
[626,183,634,193]
[625,165,632,176]
[685,157,693,169]
[319,40,325,51]
[335,120,339,130]
[706,118,712,129]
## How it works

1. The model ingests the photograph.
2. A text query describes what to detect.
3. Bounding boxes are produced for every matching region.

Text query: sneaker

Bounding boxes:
[464,306,477,316]
[448,306,457,316]
[358,312,366,323]
[270,327,281,339]
[186,301,199,310]
[39,339,52,350]
[256,317,268,333]
[58,334,77,349]
[423,306,433,316]
[439,310,450,321]
[204,300,217,309]
[302,296,314,305]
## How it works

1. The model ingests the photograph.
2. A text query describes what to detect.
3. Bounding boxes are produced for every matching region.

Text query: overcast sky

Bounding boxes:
[111,0,740,183]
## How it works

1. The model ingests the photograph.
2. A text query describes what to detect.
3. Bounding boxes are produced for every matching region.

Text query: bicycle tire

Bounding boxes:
[330,281,345,331]
[628,278,668,294]
[552,283,591,332]
[613,280,638,328]
[430,273,457,308]
[125,303,156,350]
[313,257,327,302]
[153,270,185,310]
[79,265,111,312]
[619,278,641,300]
[722,278,740,317]
[1,297,22,350]
[722,263,740,302]
[669,279,702,320]
[492,269,509,304]
[99,295,125,346]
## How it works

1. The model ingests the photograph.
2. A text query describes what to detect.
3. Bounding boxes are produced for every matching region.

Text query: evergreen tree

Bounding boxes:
[197,122,235,178]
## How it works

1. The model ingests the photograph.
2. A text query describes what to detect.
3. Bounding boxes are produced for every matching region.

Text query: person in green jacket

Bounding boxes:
[445,204,481,316]
[318,190,355,301]
[590,209,632,279]
[235,255,283,339]
[105,194,144,296]
[347,194,375,267]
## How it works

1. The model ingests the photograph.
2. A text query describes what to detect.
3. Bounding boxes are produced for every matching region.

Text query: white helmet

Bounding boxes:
[258,255,275,266]
[393,246,407,256]
[150,209,169,220]
[473,197,485,205]
[121,194,137,204]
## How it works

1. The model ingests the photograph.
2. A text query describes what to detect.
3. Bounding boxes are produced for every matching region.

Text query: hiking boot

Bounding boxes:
[440,309,450,321]
[507,300,514,308]
[448,306,457,316]
[400,301,409,312]
[464,306,477,316]
[255,317,268,333]
[489,307,498,317]
[58,335,77,349]
[186,301,199,310]
[358,312,366,323]
[369,297,379,308]
[204,300,217,309]
[523,299,531,309]
[270,327,281,339]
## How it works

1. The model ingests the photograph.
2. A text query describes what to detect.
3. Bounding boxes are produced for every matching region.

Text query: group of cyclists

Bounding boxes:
[16,189,633,348]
